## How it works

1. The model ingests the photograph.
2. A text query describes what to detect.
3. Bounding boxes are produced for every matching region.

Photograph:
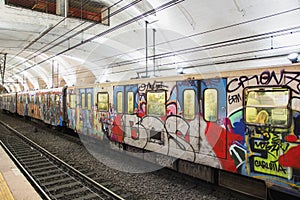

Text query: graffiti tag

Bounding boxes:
[228,93,241,104]
[138,80,168,93]
[227,70,300,94]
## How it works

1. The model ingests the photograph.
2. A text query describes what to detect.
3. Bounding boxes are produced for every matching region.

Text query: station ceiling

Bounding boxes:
[0,0,300,92]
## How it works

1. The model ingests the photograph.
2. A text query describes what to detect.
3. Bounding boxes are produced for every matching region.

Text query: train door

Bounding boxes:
[78,88,94,135]
[201,78,227,159]
[113,85,125,143]
[168,80,200,152]
[124,85,138,141]
[66,87,76,130]
[112,84,139,143]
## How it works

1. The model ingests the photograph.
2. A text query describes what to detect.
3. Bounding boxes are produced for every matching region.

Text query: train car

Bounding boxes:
[87,65,300,198]
[37,87,66,126]
[16,87,67,126]
[0,63,299,198]
[1,92,17,113]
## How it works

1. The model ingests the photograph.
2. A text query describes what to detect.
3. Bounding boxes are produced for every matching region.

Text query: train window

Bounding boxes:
[41,95,45,104]
[117,92,123,113]
[36,95,40,105]
[49,95,53,106]
[55,95,60,106]
[244,87,290,127]
[183,90,195,120]
[97,92,109,111]
[45,94,48,106]
[69,94,76,109]
[204,89,218,122]
[127,92,134,114]
[147,91,166,116]
[87,93,92,110]
[81,93,86,109]
[31,95,34,103]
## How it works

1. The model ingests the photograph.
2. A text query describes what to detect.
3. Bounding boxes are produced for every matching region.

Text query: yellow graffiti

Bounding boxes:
[252,133,291,179]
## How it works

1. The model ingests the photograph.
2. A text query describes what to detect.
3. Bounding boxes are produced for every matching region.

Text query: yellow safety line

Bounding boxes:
[0,172,14,200]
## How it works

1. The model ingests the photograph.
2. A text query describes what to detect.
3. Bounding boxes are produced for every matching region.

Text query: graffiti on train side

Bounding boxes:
[138,80,168,93]
[99,102,197,161]
[249,132,290,178]
[227,70,300,94]
[228,93,241,104]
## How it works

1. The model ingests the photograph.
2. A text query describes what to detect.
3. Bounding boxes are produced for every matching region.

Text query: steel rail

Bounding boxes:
[0,121,125,200]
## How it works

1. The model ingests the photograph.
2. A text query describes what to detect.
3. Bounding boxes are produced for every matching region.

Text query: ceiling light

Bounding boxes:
[177,68,184,74]
[287,52,299,63]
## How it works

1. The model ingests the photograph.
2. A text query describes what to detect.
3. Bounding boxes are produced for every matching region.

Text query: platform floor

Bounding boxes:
[0,145,41,200]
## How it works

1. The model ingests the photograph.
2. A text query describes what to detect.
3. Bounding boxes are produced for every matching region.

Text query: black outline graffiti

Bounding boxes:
[138,80,168,93]
[227,70,300,94]
[228,93,241,104]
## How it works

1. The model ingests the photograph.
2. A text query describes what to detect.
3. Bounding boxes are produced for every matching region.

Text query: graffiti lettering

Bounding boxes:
[254,160,287,174]
[253,134,289,158]
[138,80,168,93]
[228,94,241,104]
[227,70,300,94]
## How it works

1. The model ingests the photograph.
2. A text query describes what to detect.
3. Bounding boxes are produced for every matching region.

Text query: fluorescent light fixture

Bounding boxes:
[177,68,184,74]
[287,52,299,63]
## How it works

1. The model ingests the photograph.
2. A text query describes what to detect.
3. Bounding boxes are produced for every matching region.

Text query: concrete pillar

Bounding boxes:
[56,0,68,17]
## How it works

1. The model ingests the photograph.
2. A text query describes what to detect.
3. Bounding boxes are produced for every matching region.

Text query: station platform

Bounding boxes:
[0,145,41,200]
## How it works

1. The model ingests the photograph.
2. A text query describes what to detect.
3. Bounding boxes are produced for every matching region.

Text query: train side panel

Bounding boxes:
[17,92,28,116]
[91,67,300,197]
[37,88,64,126]
[1,93,17,113]
[226,69,300,196]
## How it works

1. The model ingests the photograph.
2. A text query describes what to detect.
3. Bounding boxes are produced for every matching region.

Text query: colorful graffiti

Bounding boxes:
[227,70,300,190]
[93,70,300,192]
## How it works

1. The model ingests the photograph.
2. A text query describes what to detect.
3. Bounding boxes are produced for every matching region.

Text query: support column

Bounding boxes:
[56,0,68,17]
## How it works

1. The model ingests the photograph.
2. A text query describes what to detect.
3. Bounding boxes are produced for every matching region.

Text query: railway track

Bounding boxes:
[0,121,126,200]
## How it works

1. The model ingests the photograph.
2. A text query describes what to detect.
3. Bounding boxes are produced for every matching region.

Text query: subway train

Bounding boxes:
[1,64,300,199]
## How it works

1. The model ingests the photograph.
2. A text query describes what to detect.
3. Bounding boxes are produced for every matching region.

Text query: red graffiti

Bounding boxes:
[205,118,243,172]
[279,145,300,170]
[111,115,123,143]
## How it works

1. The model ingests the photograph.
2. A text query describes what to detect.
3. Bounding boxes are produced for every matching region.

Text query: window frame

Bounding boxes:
[183,89,196,120]
[127,91,134,114]
[69,94,76,109]
[243,86,291,128]
[97,92,109,112]
[146,90,166,116]
[81,93,86,109]
[203,88,218,122]
[116,91,123,114]
[87,93,92,110]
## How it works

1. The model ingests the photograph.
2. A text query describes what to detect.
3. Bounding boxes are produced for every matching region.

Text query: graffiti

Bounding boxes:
[177,79,197,87]
[254,160,287,174]
[202,79,221,87]
[250,132,290,178]
[138,80,168,93]
[228,93,241,104]
[227,70,300,94]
